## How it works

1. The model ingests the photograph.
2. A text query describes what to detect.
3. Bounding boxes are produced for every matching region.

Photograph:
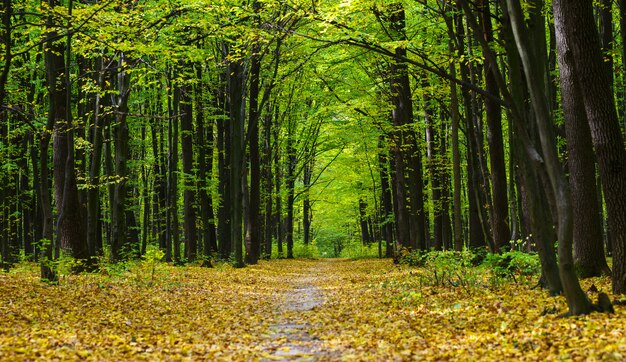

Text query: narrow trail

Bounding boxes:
[260,261,336,361]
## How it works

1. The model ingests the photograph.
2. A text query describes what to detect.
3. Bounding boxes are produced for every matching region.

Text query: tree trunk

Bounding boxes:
[110,53,132,262]
[617,0,626,129]
[359,198,371,244]
[444,12,464,252]
[228,56,245,267]
[465,0,564,294]
[196,67,217,258]
[87,57,105,257]
[166,71,180,263]
[553,0,626,295]
[217,62,232,260]
[454,10,487,250]
[47,0,90,267]
[246,36,262,264]
[273,111,283,257]
[181,82,197,262]
[424,84,441,250]
[480,0,510,252]
[262,110,274,258]
[303,154,313,245]
[285,124,296,259]
[378,136,395,257]
[386,3,426,251]
[508,0,594,314]
[554,14,610,278]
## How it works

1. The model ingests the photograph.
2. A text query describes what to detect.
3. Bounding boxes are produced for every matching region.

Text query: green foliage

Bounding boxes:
[483,251,541,283]
[396,248,429,267]
[339,242,378,259]
[292,241,319,259]
[314,229,348,258]
[136,247,166,287]
[399,249,480,289]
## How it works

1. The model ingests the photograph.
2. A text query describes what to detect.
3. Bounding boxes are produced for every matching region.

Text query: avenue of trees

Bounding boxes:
[1,0,626,315]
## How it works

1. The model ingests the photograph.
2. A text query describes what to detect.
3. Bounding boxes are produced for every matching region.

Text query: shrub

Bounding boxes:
[483,251,540,281]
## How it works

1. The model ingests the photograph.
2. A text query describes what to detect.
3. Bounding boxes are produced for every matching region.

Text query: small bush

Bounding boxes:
[399,249,480,289]
[396,248,428,266]
[483,251,540,281]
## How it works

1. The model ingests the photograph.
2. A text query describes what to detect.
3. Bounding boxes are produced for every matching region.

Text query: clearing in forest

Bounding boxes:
[0,258,625,360]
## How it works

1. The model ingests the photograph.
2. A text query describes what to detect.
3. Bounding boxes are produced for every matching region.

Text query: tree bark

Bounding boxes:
[386,3,427,251]
[246,35,262,264]
[378,136,395,257]
[196,67,217,258]
[217,60,232,260]
[181,82,197,261]
[285,123,296,259]
[480,0,510,252]
[508,0,594,314]
[553,0,626,295]
[553,15,610,278]
[228,56,245,267]
[110,53,132,262]
[47,0,90,267]
[359,198,371,245]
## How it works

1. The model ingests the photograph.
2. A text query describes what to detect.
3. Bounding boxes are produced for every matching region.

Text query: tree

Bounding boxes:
[506,0,594,314]
[553,11,610,278]
[47,0,91,269]
[553,0,626,295]
[180,77,197,262]
[479,0,510,252]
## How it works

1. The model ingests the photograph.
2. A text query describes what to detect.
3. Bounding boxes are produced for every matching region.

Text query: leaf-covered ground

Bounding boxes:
[1,258,625,361]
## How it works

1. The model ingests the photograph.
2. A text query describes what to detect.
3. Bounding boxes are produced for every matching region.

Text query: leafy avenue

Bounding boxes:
[2,0,626,358]
[1,258,625,360]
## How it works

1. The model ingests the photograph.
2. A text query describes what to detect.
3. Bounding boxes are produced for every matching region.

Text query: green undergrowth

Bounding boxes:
[397,249,542,289]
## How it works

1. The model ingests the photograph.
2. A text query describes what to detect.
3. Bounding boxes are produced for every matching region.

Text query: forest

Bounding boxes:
[2,0,626,359]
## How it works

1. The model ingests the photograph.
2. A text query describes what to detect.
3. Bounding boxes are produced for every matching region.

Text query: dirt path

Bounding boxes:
[260,262,335,361]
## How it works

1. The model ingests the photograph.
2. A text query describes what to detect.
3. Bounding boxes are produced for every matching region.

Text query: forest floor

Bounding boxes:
[1,258,626,361]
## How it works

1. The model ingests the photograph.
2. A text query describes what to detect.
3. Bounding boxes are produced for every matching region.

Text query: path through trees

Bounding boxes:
[1,258,625,360]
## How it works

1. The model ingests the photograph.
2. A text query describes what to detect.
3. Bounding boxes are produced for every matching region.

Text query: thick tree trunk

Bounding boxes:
[554,17,610,278]
[464,0,564,294]
[386,3,427,251]
[508,0,594,314]
[228,57,245,267]
[620,0,626,129]
[553,0,626,295]
[598,0,614,94]
[47,0,90,267]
